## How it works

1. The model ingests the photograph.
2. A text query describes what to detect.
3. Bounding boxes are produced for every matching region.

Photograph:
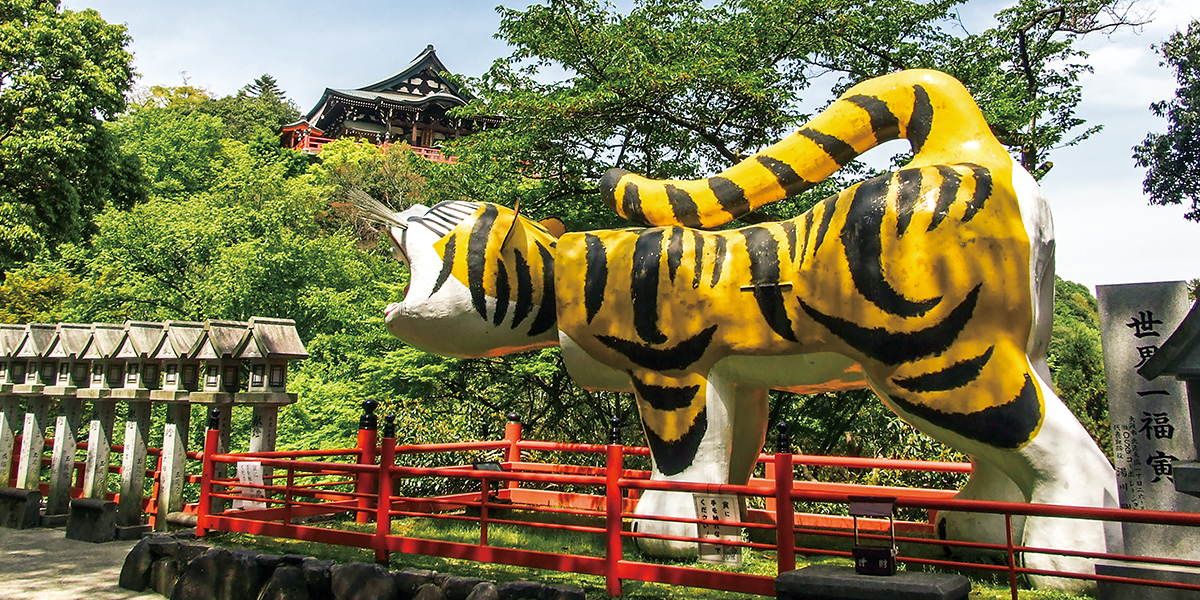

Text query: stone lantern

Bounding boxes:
[190,320,250,495]
[83,323,129,392]
[48,323,94,392]
[112,321,167,397]
[192,320,249,401]
[10,324,57,495]
[239,317,307,397]
[76,322,127,502]
[39,323,93,520]
[0,324,23,493]
[233,317,307,456]
[15,323,59,393]
[109,321,166,534]
[150,320,205,529]
[0,324,29,386]
[153,321,206,399]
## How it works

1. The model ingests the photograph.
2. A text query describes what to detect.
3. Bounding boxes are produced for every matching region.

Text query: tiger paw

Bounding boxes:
[631,490,700,559]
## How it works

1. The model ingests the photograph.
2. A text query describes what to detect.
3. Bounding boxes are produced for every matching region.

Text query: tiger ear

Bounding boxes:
[538,218,566,238]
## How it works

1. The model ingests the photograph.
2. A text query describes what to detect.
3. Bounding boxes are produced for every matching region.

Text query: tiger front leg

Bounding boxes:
[630,371,769,558]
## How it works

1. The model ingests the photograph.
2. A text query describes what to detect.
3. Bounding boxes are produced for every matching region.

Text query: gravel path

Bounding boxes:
[0,526,161,600]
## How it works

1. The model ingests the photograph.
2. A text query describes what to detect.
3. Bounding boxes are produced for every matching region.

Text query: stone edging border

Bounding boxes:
[118,530,586,600]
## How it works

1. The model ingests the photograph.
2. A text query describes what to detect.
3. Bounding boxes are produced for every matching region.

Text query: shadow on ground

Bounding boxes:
[0,526,160,600]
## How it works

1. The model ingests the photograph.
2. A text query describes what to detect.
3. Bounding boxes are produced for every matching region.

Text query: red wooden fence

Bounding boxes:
[188,417,1200,599]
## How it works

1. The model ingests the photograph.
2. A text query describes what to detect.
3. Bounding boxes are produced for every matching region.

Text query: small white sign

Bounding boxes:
[694,493,742,566]
[233,461,266,510]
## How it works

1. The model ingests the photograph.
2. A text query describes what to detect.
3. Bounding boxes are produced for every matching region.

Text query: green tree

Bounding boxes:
[110,105,227,199]
[1133,19,1200,222]
[1047,277,1109,454]
[199,74,302,142]
[449,0,1141,227]
[0,0,136,270]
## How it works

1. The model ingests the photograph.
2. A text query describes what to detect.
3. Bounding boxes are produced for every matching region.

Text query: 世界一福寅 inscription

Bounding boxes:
[1098,281,1200,561]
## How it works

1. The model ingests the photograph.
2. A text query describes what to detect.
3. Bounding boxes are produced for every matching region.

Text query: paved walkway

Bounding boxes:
[0,526,161,600]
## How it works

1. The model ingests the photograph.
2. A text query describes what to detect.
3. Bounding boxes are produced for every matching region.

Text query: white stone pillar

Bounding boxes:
[46,397,83,515]
[117,401,151,527]
[157,403,191,531]
[83,400,116,499]
[0,396,17,486]
[1098,281,1200,560]
[16,397,49,490]
[248,405,278,454]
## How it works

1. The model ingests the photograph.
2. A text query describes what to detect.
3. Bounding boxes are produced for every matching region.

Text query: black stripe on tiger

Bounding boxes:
[798,283,982,366]
[892,346,995,393]
[584,234,608,324]
[709,177,750,219]
[527,242,557,337]
[908,84,934,154]
[756,155,814,197]
[667,227,685,281]
[797,127,858,167]
[812,196,837,255]
[960,163,992,223]
[629,373,702,411]
[691,230,705,289]
[743,227,798,342]
[843,173,941,318]
[929,165,962,231]
[846,94,902,142]
[665,184,703,228]
[467,204,499,320]
[492,257,510,326]
[510,249,533,329]
[711,235,727,287]
[895,169,923,236]
[596,324,718,372]
[780,220,798,263]
[430,234,456,297]
[644,406,707,476]
[889,374,1041,450]
[632,229,668,344]
[799,211,815,269]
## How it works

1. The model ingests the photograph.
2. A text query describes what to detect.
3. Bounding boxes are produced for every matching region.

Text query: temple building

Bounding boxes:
[281,45,495,159]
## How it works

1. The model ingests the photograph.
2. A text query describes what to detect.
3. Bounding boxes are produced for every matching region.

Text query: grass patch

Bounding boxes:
[202,510,1094,600]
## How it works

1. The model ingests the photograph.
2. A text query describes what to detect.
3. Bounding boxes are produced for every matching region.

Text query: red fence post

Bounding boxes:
[605,417,624,598]
[148,451,164,529]
[504,414,522,494]
[774,422,796,575]
[355,400,379,525]
[196,407,221,538]
[374,415,397,565]
[1006,512,1018,600]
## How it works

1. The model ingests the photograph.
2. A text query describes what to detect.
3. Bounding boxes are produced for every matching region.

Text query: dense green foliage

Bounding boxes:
[1133,19,1200,222]
[0,0,1129,492]
[447,0,1141,226]
[0,0,138,271]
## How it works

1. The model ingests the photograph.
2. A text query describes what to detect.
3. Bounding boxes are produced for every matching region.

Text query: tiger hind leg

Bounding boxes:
[631,371,769,558]
[875,359,1117,594]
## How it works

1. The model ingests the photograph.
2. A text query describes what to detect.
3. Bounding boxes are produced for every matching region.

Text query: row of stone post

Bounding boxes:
[0,317,306,537]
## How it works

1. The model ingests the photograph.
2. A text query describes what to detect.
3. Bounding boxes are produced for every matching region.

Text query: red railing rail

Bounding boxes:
[281,127,457,164]
[192,421,1200,599]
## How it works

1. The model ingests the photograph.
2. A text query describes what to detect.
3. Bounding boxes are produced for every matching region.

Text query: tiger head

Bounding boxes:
[365,196,563,358]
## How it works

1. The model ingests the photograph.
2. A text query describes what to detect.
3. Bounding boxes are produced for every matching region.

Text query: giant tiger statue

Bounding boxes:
[371,70,1118,591]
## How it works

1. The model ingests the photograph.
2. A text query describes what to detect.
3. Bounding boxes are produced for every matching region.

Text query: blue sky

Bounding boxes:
[61,0,1200,293]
